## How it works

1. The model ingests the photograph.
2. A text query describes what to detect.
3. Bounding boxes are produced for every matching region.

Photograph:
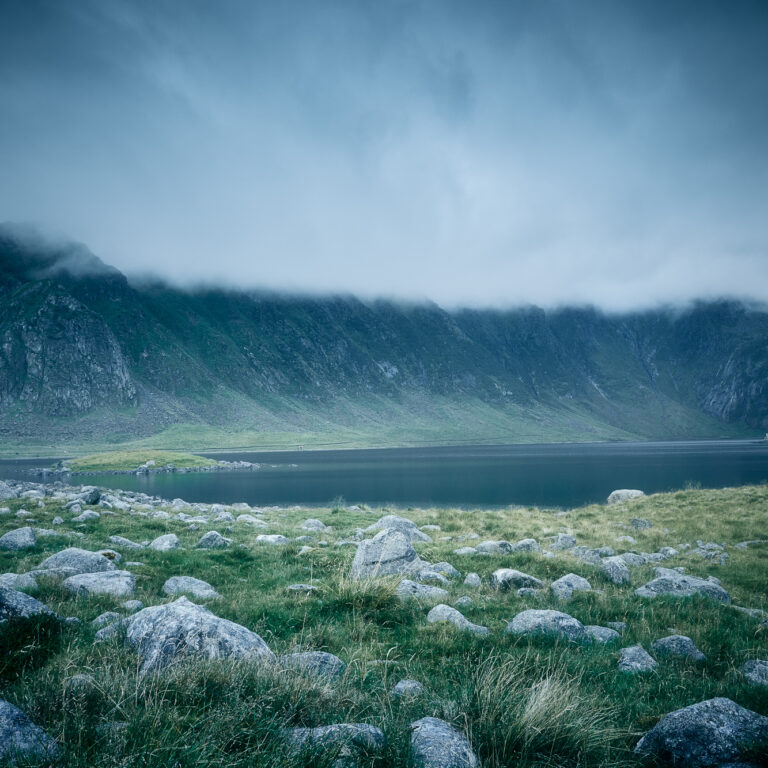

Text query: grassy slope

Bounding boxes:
[1,485,767,766]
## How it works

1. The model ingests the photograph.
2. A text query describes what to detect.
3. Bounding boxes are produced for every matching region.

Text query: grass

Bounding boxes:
[0,484,766,766]
[65,451,220,472]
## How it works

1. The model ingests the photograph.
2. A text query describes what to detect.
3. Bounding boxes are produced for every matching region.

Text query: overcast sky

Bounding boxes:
[1,0,767,309]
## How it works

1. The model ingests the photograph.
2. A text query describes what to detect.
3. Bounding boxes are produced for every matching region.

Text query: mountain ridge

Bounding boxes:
[1,230,766,453]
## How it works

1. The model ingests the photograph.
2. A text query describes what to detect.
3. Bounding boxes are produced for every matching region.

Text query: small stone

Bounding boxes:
[396,580,449,601]
[149,534,181,551]
[463,572,481,587]
[92,611,121,628]
[585,625,621,644]
[490,569,543,591]
[72,510,100,522]
[286,583,319,593]
[550,573,592,600]
[510,538,541,553]
[618,644,658,673]
[630,517,653,529]
[301,518,328,531]
[517,587,539,597]
[280,651,346,679]
[197,531,232,548]
[426,604,489,635]
[475,540,512,554]
[607,489,645,504]
[255,534,290,545]
[454,596,473,608]
[392,679,424,698]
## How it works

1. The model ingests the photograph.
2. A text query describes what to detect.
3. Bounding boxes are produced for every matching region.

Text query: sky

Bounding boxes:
[1,0,767,309]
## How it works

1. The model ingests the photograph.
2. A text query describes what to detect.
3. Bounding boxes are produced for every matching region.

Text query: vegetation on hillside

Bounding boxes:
[65,450,219,472]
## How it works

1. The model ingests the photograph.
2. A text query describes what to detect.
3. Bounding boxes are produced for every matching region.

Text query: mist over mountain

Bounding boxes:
[1,230,767,452]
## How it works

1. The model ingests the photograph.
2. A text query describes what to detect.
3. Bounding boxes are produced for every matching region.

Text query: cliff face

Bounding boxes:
[1,231,766,445]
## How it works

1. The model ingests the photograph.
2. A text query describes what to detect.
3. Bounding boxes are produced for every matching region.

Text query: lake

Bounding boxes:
[1,439,767,509]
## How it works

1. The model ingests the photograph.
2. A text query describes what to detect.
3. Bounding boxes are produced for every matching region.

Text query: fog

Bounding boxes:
[1,1,767,309]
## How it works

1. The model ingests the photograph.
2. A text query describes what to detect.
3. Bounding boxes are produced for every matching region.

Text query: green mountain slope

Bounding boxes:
[0,231,765,454]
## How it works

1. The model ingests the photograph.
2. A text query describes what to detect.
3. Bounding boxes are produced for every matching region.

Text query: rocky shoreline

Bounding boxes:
[23,459,260,478]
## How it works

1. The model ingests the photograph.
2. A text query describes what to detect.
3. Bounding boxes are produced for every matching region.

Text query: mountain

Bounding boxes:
[1,230,766,454]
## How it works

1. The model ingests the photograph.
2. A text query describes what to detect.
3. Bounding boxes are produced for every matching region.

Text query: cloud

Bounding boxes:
[0,0,766,309]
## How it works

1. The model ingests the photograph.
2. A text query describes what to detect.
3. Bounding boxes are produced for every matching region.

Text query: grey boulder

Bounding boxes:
[392,679,424,698]
[162,576,220,599]
[0,527,36,551]
[607,489,645,504]
[96,596,274,675]
[600,556,631,585]
[585,625,621,644]
[506,609,588,642]
[396,580,449,601]
[38,547,116,575]
[0,700,59,765]
[0,573,37,592]
[280,651,346,680]
[350,529,423,580]
[365,515,431,542]
[490,569,543,591]
[510,538,541,553]
[742,659,768,686]
[634,697,768,768]
[149,534,181,551]
[550,573,592,600]
[197,531,232,548]
[255,534,289,545]
[108,535,144,549]
[475,540,511,554]
[63,570,136,598]
[0,587,53,621]
[300,518,328,531]
[284,723,386,762]
[463,572,481,588]
[635,568,730,603]
[410,716,479,768]
[618,645,658,673]
[650,635,706,662]
[548,533,577,550]
[426,604,489,635]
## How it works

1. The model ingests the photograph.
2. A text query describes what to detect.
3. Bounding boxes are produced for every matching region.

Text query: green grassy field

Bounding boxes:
[65,450,220,472]
[1,485,767,766]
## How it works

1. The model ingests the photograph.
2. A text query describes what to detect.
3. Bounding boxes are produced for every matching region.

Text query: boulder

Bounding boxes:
[429,562,461,579]
[607,489,645,504]
[0,527,36,551]
[550,573,592,600]
[635,568,730,603]
[255,534,289,545]
[280,651,346,680]
[510,538,541,553]
[392,679,424,698]
[630,516,653,529]
[650,635,706,662]
[618,645,658,673]
[350,529,423,580]
[453,547,479,556]
[742,659,768,686]
[396,580,449,601]
[490,569,543,591]
[162,576,220,600]
[365,515,432,542]
[463,573,481,588]
[585,625,621,644]
[506,609,588,642]
[0,481,18,500]
[301,519,328,531]
[426,604,489,635]
[284,723,386,761]
[96,596,274,675]
[634,698,768,768]
[38,547,117,576]
[0,587,53,621]
[108,535,144,549]
[72,510,100,522]
[454,596,473,608]
[475,540,512,554]
[196,531,232,549]
[600,556,631,585]
[286,584,320,593]
[410,716,479,768]
[0,573,37,591]
[0,700,59,765]
[149,534,181,551]
[92,611,121,628]
[63,570,135,598]
[548,533,577,550]
[619,552,648,567]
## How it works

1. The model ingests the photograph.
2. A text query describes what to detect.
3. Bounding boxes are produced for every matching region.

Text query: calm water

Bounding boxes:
[1,440,767,509]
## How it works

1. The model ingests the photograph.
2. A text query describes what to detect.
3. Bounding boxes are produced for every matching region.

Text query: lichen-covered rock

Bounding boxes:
[63,570,136,598]
[0,527,36,551]
[392,679,424,698]
[635,568,730,603]
[429,562,461,579]
[607,489,645,504]
[149,534,181,551]
[96,596,275,674]
[618,644,658,673]
[510,538,541,553]
[0,586,53,621]
[365,515,431,542]
[585,625,621,644]
[600,556,631,585]
[38,547,116,576]
[0,699,59,765]
[463,572,481,588]
[630,516,653,528]
[280,651,346,679]
[506,609,588,642]
[350,529,423,580]
[742,659,768,686]
[196,531,232,548]
[0,573,37,591]
[548,533,577,550]
[490,569,543,591]
[396,580,449,601]
[426,604,489,635]
[634,698,768,767]
[650,635,706,662]
[475,540,512,554]
[162,576,220,600]
[550,573,592,600]
[284,723,386,761]
[410,716,479,768]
